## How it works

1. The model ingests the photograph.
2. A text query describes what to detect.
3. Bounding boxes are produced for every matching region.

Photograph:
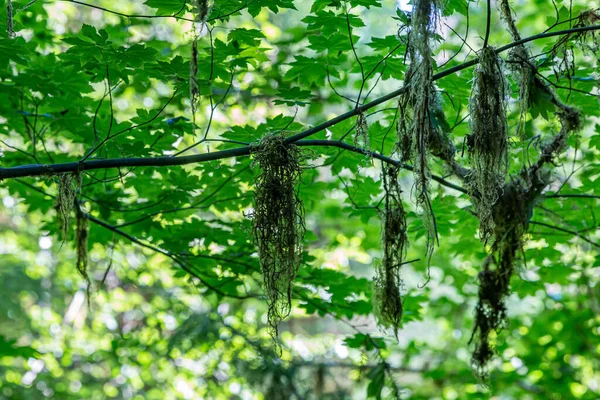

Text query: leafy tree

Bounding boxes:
[0,0,599,399]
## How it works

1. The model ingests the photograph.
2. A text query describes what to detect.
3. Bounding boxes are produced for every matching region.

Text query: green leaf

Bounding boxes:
[227,28,265,47]
[273,87,315,106]
[349,0,382,9]
[247,0,297,17]
[144,0,186,14]
[0,336,39,359]
[367,363,386,398]
[284,55,332,86]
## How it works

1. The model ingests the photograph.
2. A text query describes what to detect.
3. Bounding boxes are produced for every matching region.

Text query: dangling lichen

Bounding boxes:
[508,45,533,142]
[55,173,79,243]
[530,105,581,177]
[6,0,15,39]
[395,0,440,265]
[354,113,371,165]
[55,172,90,296]
[499,0,535,166]
[467,46,508,243]
[499,0,530,142]
[354,112,369,151]
[75,205,90,289]
[469,179,529,378]
[251,134,305,337]
[577,10,600,52]
[396,0,439,162]
[373,165,408,338]
[189,39,199,136]
[468,9,581,370]
[197,0,211,24]
[470,107,581,377]
[189,1,211,137]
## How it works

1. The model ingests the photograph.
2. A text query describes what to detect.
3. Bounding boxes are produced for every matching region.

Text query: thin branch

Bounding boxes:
[296,140,469,195]
[529,220,600,249]
[14,178,257,299]
[60,0,249,23]
[438,2,471,68]
[81,89,178,162]
[483,0,492,48]
[344,4,366,108]
[173,69,236,156]
[61,0,195,22]
[285,23,600,145]
[326,68,355,104]
[546,193,600,200]
[0,146,251,179]
[89,216,258,299]
[206,2,249,22]
[3,25,600,181]
[0,139,37,160]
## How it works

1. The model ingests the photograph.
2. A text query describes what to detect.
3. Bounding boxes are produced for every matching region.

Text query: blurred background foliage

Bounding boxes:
[0,0,599,399]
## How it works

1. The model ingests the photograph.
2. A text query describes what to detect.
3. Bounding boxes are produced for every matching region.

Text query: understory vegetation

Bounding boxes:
[0,0,599,399]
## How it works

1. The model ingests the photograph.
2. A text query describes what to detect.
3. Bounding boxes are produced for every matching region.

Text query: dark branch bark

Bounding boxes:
[2,24,599,184]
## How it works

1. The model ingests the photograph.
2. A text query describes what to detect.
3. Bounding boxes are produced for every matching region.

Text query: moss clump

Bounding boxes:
[189,39,199,136]
[499,0,533,143]
[196,0,211,24]
[467,46,508,243]
[508,45,534,142]
[75,206,90,290]
[190,0,210,135]
[55,173,79,243]
[396,0,439,163]
[395,0,440,265]
[6,0,15,39]
[251,134,305,337]
[470,178,530,377]
[470,107,581,377]
[354,112,370,152]
[373,165,408,337]
[54,172,90,294]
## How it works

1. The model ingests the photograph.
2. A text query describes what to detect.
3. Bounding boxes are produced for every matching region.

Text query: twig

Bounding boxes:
[3,25,600,181]
[530,220,600,249]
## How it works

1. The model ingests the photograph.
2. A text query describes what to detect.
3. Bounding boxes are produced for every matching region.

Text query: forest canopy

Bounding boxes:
[0,0,599,399]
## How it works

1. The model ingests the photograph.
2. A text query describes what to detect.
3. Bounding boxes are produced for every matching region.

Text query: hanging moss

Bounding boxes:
[251,134,305,337]
[467,46,508,243]
[75,206,90,289]
[354,112,370,151]
[189,39,199,135]
[499,0,532,143]
[530,105,581,178]
[508,46,534,142]
[470,107,581,377]
[55,172,90,294]
[189,1,210,135]
[6,0,15,39]
[577,10,600,54]
[395,0,440,264]
[196,0,211,24]
[469,178,529,377]
[55,173,79,243]
[373,165,408,337]
[396,0,439,162]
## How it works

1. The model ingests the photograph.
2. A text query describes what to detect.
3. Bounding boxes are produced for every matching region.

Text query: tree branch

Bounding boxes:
[529,220,599,249]
[60,0,248,23]
[2,24,600,183]
[13,178,257,300]
[296,140,469,195]
[483,0,492,48]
